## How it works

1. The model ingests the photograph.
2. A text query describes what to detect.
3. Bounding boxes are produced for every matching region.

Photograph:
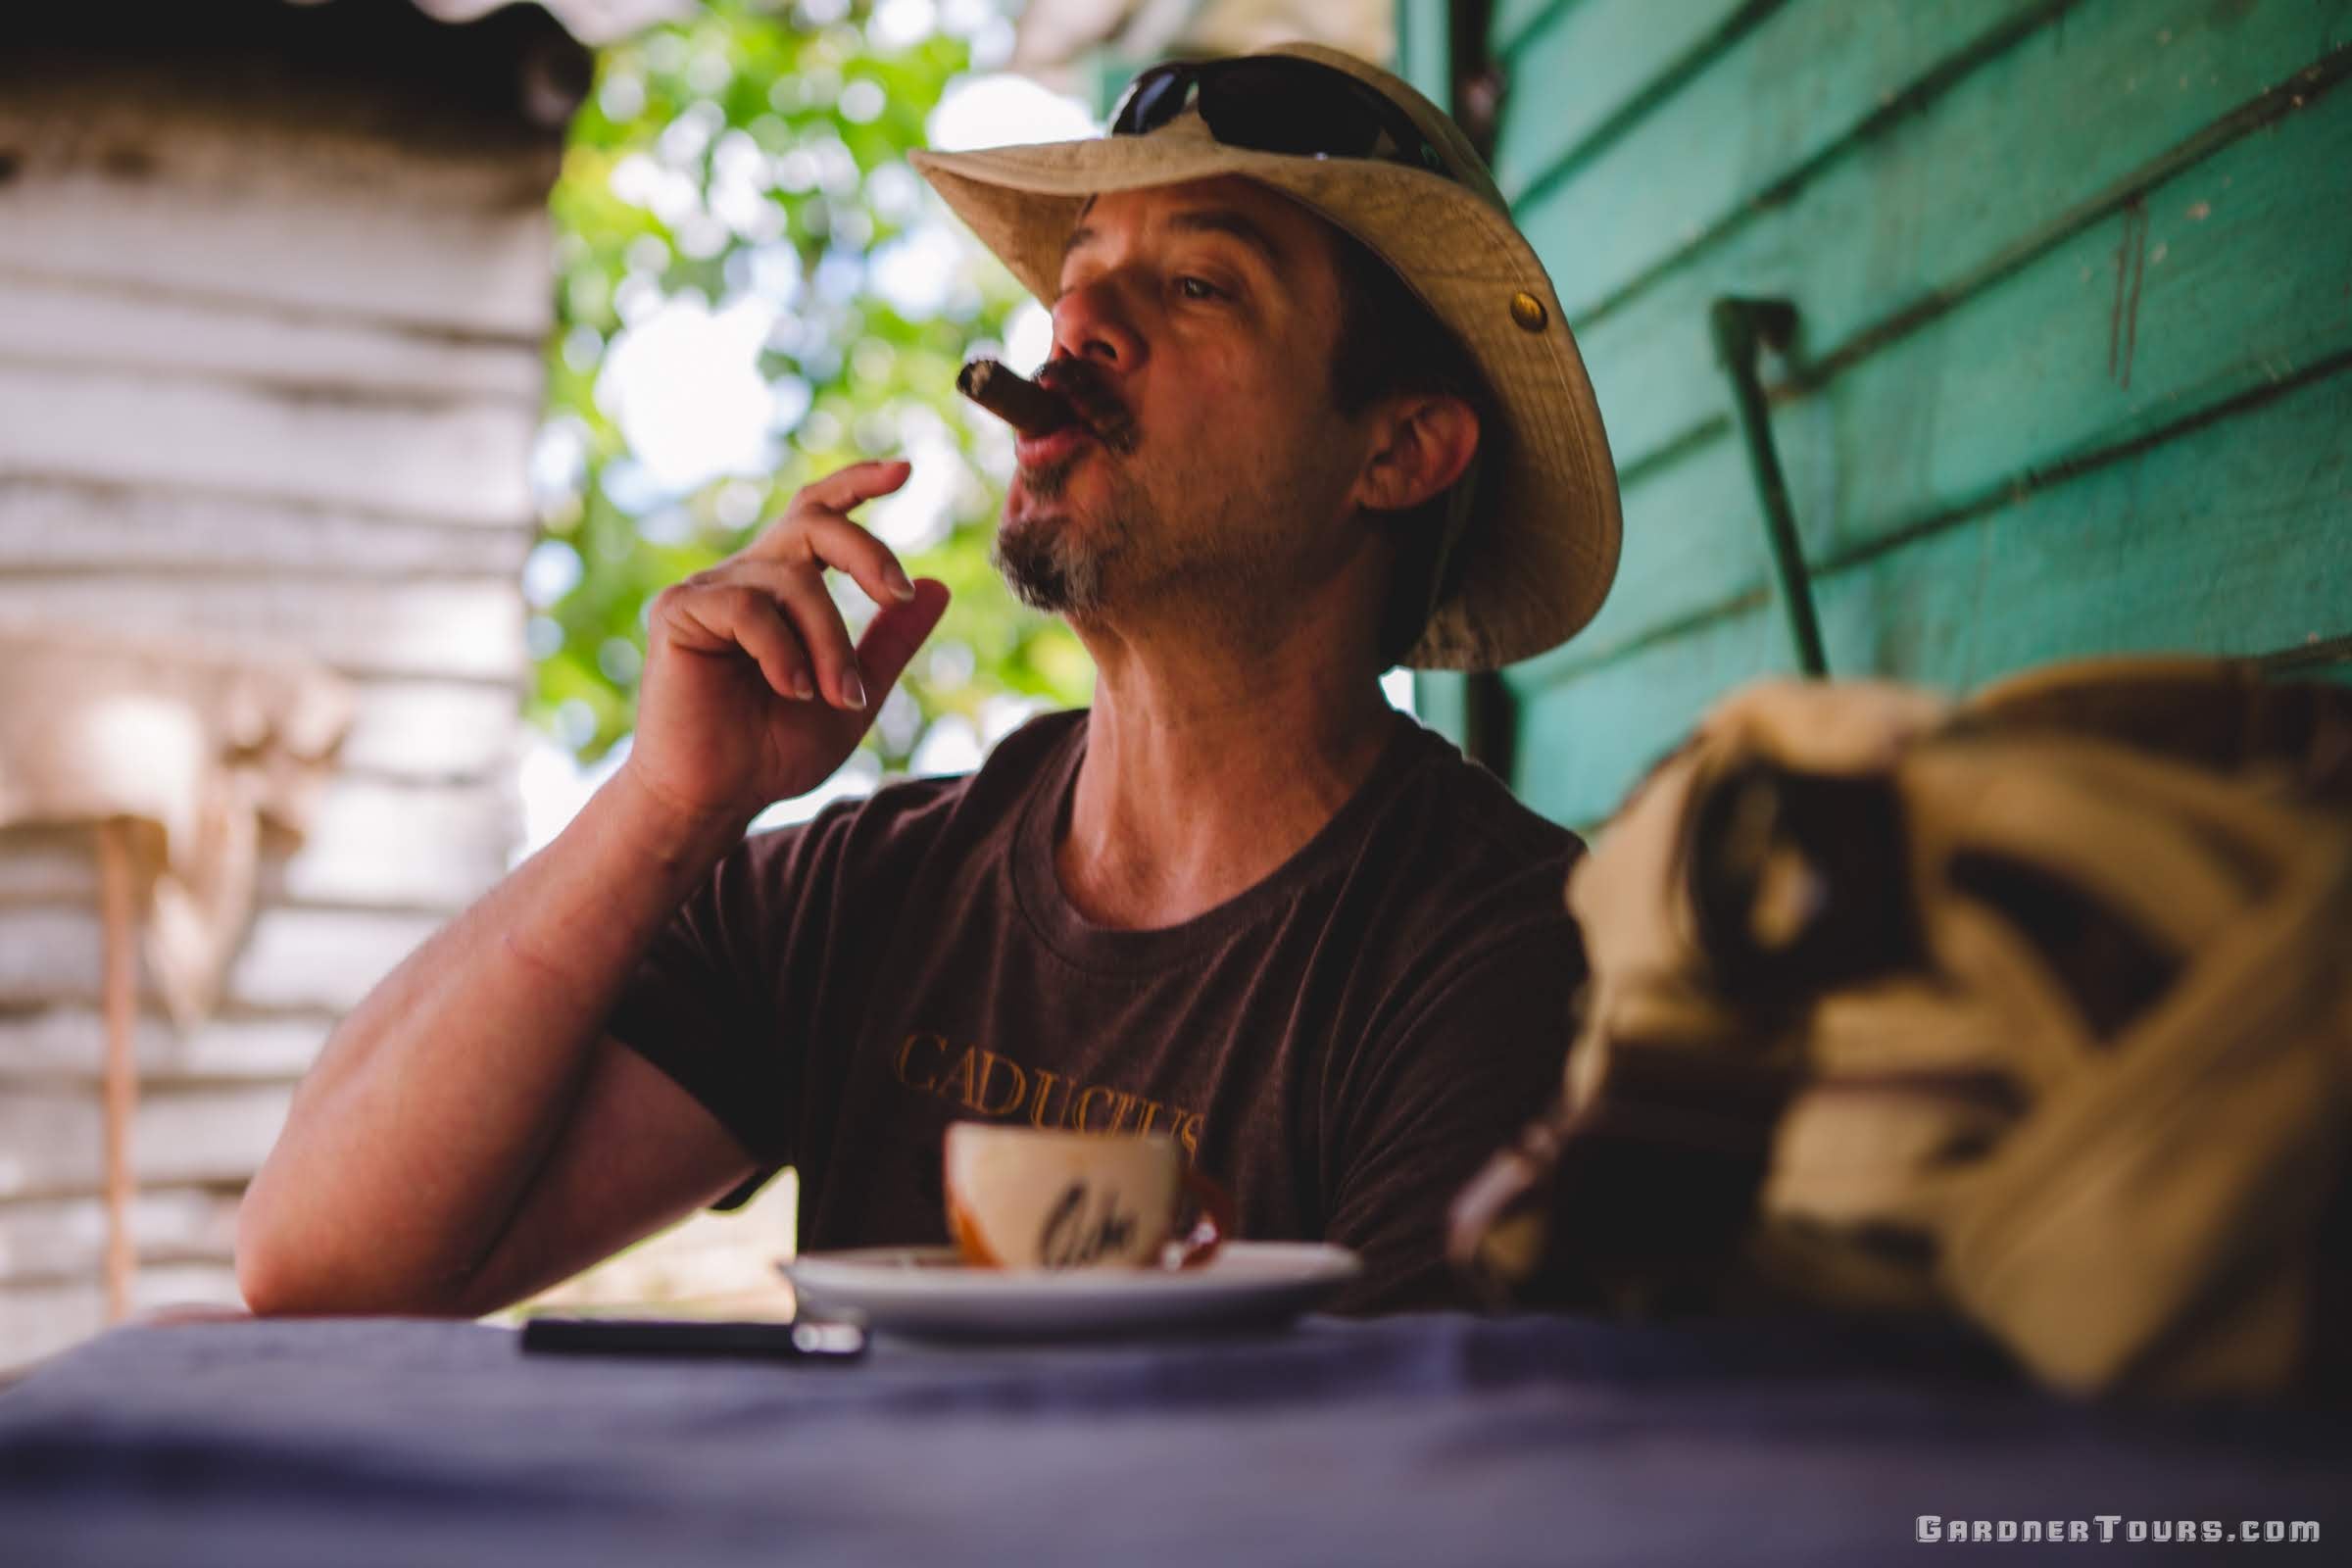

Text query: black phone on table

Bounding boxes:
[518,1312,866,1361]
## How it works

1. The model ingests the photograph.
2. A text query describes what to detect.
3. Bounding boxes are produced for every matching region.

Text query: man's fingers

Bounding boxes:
[790,458,913,523]
[668,583,812,703]
[695,561,863,710]
[730,457,924,609]
[743,461,917,598]
[852,578,952,703]
[802,511,917,607]
[767,570,868,710]
[655,459,939,719]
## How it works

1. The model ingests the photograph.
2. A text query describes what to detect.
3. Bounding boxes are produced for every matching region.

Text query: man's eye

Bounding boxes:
[1175,275,1225,301]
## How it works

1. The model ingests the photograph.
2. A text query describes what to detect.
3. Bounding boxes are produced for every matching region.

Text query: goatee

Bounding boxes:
[993,509,1107,613]
[996,452,1125,612]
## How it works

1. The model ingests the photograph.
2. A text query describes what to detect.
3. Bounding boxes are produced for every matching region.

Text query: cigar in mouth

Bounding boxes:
[956,358,1077,438]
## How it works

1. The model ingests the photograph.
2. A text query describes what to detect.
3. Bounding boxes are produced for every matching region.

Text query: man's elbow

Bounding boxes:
[233,1186,472,1319]
[234,1181,343,1317]
[235,1190,314,1317]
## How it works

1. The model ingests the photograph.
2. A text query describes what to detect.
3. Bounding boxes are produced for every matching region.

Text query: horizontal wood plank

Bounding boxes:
[0,576,526,682]
[0,477,535,576]
[1518,0,2063,321]
[1533,73,2352,680]
[0,1007,328,1083]
[1780,78,2352,565]
[0,363,537,527]
[270,778,516,908]
[0,273,545,405]
[0,777,514,911]
[0,182,554,343]
[1809,386,2352,686]
[1509,362,2352,826]
[339,680,525,782]
[1513,604,1792,827]
[1515,435,1769,689]
[1494,0,1765,203]
[0,65,559,338]
[236,906,446,1015]
[0,906,444,1014]
[0,1083,296,1202]
[0,60,562,213]
[0,1188,242,1284]
[0,664,521,786]
[1493,0,1571,61]
[1575,0,2352,470]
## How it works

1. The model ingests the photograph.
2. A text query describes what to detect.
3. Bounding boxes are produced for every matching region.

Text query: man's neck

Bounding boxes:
[1056,607,1398,930]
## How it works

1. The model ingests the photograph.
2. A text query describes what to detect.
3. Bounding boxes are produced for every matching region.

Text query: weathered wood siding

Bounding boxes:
[1409,0,2352,826]
[0,51,550,1364]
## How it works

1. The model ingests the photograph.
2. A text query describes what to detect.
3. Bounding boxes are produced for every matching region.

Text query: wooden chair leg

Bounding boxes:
[96,818,138,1326]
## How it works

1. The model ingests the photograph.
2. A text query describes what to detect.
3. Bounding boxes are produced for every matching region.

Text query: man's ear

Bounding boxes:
[1349,393,1480,514]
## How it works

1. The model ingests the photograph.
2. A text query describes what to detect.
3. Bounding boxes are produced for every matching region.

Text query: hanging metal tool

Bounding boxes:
[1710,297,1828,677]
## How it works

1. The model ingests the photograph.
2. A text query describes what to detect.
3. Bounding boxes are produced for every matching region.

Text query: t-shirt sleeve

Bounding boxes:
[1321,916,1584,1312]
[606,804,858,1212]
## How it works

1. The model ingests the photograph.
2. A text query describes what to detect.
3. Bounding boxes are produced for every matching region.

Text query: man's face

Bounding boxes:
[994,176,1371,628]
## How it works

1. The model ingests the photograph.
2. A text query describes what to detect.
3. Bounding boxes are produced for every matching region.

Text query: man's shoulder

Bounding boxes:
[1346,716,1586,977]
[1379,716,1584,879]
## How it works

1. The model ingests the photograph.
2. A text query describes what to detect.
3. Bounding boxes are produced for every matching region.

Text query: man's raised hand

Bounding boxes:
[620,459,952,831]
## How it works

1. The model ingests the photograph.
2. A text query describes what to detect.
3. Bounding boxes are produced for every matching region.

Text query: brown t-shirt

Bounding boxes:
[610,708,1584,1311]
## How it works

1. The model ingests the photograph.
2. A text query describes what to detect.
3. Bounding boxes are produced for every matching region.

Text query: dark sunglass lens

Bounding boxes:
[1200,63,1392,159]
[1112,66,1193,135]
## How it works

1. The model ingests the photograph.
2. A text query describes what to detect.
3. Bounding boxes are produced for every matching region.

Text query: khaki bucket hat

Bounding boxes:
[909,41,1622,671]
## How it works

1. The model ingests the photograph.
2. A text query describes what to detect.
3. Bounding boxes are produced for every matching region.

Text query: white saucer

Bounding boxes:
[780,1242,1361,1343]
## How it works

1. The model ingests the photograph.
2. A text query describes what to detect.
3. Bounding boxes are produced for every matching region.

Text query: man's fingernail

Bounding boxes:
[885,564,916,601]
[794,673,815,701]
[842,669,868,710]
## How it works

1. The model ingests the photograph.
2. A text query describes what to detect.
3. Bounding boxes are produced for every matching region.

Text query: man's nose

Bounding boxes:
[1049,272,1146,369]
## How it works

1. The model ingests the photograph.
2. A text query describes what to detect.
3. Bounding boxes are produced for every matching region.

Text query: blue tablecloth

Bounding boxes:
[1,1312,2342,1566]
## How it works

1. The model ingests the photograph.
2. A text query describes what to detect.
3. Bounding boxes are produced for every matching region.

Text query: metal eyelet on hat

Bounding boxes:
[1509,291,1548,332]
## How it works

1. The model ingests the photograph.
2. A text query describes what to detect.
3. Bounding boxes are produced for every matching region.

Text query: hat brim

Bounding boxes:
[911,124,1621,671]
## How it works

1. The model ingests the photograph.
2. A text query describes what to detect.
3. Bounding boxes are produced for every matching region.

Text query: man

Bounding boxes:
[236,43,1621,1316]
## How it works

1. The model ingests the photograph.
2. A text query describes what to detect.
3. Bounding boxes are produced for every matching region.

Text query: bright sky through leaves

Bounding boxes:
[520,0,1102,853]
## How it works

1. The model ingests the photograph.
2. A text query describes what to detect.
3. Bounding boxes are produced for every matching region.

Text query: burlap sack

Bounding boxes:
[0,625,353,1023]
[1449,657,2352,1398]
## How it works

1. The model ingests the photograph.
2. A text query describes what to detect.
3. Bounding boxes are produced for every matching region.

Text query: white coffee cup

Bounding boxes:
[943,1122,1232,1271]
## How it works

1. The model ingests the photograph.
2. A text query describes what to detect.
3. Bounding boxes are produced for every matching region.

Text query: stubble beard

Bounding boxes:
[994,442,1306,639]
[993,453,1130,615]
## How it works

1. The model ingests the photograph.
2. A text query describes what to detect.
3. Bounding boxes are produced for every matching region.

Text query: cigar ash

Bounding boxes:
[957,357,1140,457]
[956,359,1075,438]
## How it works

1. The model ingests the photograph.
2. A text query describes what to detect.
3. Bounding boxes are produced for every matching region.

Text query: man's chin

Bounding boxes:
[995,501,1073,567]
[993,502,1114,616]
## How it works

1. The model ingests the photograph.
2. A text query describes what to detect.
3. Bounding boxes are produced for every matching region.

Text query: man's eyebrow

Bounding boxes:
[1165,208,1286,268]
[1057,204,1288,270]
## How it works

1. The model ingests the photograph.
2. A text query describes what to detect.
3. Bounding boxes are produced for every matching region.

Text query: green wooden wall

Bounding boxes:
[1404,0,2352,829]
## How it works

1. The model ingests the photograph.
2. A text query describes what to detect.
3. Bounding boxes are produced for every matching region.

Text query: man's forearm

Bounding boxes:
[235,768,749,1314]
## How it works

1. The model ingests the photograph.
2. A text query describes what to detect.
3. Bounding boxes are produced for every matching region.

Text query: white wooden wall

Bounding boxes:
[0,54,555,1367]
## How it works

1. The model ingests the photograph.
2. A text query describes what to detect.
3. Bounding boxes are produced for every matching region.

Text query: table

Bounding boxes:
[2,1313,2342,1565]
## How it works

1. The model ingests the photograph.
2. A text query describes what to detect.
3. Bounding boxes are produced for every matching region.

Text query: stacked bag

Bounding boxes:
[1449,657,2352,1398]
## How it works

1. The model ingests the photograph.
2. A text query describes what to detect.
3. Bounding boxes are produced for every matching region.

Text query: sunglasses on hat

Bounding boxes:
[1109,57,1457,182]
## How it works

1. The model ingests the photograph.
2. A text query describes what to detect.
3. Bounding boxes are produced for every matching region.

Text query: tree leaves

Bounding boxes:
[533,0,1091,770]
